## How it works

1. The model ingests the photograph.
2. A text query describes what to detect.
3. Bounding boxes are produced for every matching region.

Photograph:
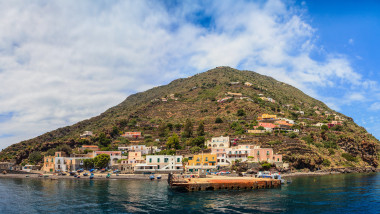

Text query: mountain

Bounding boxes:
[1,66,379,170]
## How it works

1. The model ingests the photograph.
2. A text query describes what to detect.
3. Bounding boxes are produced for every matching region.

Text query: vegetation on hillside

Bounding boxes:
[0,66,378,170]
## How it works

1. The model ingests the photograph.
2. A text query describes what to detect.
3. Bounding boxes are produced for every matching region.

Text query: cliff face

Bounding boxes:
[1,66,379,169]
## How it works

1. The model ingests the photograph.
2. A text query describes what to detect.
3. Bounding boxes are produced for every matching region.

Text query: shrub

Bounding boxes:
[261,162,272,170]
[215,117,223,123]
[237,109,246,117]
[328,148,335,155]
[321,125,329,131]
[288,132,298,139]
[322,159,331,167]
[342,153,357,162]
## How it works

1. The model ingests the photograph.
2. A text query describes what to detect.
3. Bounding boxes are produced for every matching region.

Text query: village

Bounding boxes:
[0,109,346,178]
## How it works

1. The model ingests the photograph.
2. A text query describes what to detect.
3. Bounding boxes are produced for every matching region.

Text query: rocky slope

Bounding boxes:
[1,66,379,170]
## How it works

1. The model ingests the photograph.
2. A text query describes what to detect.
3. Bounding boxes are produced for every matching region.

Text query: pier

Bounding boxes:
[168,174,281,191]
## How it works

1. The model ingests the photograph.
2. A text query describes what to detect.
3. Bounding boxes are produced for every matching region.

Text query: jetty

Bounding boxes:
[168,174,281,191]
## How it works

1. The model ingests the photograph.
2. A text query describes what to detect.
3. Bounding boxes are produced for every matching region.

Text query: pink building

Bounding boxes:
[128,152,145,166]
[211,148,229,166]
[122,132,142,139]
[249,147,282,163]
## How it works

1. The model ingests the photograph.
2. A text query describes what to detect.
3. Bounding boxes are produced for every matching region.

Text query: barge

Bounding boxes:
[168,173,281,191]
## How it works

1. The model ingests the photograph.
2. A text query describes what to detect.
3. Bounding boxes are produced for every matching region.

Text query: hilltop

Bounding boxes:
[1,66,379,170]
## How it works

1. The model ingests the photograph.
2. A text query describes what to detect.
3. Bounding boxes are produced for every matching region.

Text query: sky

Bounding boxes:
[0,0,380,150]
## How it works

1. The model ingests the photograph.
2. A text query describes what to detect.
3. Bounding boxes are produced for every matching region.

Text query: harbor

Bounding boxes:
[168,173,281,191]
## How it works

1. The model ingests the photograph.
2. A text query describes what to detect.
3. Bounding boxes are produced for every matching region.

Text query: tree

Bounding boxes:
[98,133,111,148]
[215,117,223,123]
[190,146,201,154]
[197,121,205,136]
[28,151,42,164]
[321,125,329,131]
[83,158,95,169]
[94,154,110,168]
[257,126,265,130]
[158,123,169,137]
[190,136,205,147]
[166,133,180,149]
[182,119,193,138]
[110,126,120,138]
[237,109,246,117]
[174,123,183,131]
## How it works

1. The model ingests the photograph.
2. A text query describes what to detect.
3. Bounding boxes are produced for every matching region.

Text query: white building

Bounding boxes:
[134,155,183,173]
[206,136,230,148]
[211,148,230,166]
[118,145,161,155]
[80,131,93,138]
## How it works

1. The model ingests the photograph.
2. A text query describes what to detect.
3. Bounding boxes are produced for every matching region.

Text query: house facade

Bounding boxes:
[134,155,183,173]
[205,136,230,148]
[186,153,217,173]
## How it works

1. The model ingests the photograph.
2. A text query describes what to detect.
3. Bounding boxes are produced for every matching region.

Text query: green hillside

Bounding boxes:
[1,66,379,170]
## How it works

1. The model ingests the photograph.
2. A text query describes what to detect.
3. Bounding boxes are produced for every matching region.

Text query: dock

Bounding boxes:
[168,174,281,191]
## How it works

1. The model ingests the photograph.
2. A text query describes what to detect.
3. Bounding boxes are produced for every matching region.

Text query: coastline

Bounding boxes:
[1,168,378,180]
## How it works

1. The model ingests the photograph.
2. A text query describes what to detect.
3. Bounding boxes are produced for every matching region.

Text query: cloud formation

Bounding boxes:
[0,0,378,149]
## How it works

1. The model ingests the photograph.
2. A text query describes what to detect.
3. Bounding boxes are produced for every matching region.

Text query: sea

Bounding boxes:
[0,173,379,213]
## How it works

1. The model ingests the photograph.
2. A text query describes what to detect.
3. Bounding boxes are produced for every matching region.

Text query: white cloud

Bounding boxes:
[369,102,380,111]
[349,38,354,45]
[0,0,377,149]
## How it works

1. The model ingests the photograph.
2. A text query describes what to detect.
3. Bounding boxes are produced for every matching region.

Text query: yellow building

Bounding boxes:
[42,155,55,172]
[186,153,217,173]
[258,114,277,120]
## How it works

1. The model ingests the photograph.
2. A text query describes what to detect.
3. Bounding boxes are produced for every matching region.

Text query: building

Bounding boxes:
[247,130,267,134]
[254,122,278,131]
[205,136,230,148]
[258,114,277,121]
[118,145,161,155]
[249,147,282,164]
[128,152,145,166]
[80,131,93,138]
[42,155,55,172]
[79,145,99,152]
[0,162,16,171]
[226,92,243,97]
[186,153,217,173]
[244,82,253,87]
[225,145,255,162]
[94,151,122,166]
[121,132,142,139]
[134,155,183,173]
[211,148,229,166]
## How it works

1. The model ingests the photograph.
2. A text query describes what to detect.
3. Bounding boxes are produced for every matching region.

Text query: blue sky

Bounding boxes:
[0,0,379,150]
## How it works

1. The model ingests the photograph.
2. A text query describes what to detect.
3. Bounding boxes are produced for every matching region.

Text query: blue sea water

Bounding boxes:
[0,173,379,213]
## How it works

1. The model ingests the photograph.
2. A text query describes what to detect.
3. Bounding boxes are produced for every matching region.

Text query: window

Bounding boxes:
[239,151,241,154]
[157,158,160,163]
[51,158,53,162]
[277,158,280,161]
[196,158,200,162]
[257,151,260,155]
[177,158,180,162]
[149,158,152,163]
[164,158,169,162]
[205,157,208,161]
[267,151,269,155]
[212,157,214,160]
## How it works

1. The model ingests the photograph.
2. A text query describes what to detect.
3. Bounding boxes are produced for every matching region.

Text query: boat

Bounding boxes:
[83,173,88,176]
[257,171,285,184]
[69,172,76,176]
[77,175,80,179]
[156,175,162,180]
[73,174,78,178]
[106,173,111,178]
[90,173,94,179]
[149,175,155,180]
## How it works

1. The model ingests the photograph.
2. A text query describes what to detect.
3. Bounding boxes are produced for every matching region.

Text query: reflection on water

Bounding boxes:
[0,173,379,213]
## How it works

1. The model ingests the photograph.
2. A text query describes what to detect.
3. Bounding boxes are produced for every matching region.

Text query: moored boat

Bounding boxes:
[156,175,161,180]
[90,173,94,179]
[149,175,155,180]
